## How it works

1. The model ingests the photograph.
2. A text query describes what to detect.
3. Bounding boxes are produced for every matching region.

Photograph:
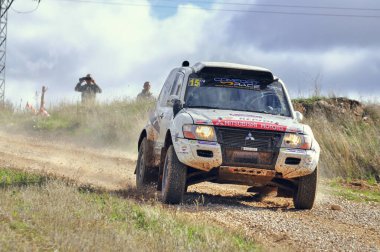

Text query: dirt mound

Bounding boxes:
[293,97,367,121]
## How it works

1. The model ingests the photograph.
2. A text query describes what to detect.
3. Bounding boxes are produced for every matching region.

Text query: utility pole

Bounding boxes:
[0,0,15,105]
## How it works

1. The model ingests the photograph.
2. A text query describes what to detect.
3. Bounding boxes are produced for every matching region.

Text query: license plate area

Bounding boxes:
[222,148,276,169]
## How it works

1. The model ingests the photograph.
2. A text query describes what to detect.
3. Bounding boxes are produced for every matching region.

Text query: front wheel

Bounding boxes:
[161,145,187,204]
[293,168,318,209]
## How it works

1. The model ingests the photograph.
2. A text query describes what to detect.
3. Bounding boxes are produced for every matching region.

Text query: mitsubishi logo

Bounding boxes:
[245,132,255,141]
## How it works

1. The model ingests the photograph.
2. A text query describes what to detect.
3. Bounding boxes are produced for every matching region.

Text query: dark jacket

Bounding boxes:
[75,82,102,103]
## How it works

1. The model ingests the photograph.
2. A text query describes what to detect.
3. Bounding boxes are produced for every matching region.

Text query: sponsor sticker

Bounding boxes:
[212,119,287,132]
[195,120,212,125]
[195,120,206,124]
[230,113,263,119]
[181,145,188,151]
[197,140,217,145]
[178,145,190,154]
[213,78,261,89]
[287,126,303,133]
[284,148,306,154]
[242,147,258,152]
[232,116,264,122]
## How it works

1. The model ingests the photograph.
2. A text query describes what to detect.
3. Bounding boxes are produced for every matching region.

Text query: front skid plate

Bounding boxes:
[220,166,276,177]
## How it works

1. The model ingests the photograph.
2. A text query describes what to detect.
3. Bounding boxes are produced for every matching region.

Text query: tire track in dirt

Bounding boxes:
[1,131,379,251]
[0,131,136,190]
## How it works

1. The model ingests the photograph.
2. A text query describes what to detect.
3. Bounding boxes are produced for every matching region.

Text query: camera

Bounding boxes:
[79,76,92,82]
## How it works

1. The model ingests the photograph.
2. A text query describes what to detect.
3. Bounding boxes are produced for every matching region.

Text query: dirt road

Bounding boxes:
[1,131,379,251]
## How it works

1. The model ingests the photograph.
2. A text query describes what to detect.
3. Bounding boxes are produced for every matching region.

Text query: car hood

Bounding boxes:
[184,108,304,133]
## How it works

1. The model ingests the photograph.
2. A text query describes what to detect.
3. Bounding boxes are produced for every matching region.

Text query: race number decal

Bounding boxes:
[188,78,204,87]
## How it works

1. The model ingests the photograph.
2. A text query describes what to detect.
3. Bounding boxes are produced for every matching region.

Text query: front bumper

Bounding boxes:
[173,138,223,171]
[173,138,319,178]
[275,148,319,178]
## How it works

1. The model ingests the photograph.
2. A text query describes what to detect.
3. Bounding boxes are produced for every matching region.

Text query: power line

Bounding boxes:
[11,0,41,14]
[150,0,380,12]
[53,0,380,19]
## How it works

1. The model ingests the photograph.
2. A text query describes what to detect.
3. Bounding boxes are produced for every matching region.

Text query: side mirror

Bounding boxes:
[173,99,183,117]
[294,111,303,122]
[167,95,179,106]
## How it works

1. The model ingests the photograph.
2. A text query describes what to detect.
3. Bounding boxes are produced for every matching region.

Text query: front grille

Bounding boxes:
[216,127,283,150]
[216,127,284,169]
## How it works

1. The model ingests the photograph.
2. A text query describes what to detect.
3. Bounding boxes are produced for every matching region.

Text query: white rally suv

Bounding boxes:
[136,62,320,209]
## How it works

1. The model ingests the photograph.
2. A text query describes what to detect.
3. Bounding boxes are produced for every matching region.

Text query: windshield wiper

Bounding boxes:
[254,111,289,117]
[217,108,276,115]
[186,105,218,109]
[254,110,271,114]
[185,106,289,116]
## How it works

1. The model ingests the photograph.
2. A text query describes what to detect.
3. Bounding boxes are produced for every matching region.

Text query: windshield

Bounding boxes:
[184,67,291,117]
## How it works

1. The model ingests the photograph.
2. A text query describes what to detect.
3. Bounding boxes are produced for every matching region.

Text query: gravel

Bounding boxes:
[181,183,380,252]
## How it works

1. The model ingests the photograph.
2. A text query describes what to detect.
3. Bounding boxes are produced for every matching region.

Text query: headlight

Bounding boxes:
[282,133,312,150]
[183,125,217,141]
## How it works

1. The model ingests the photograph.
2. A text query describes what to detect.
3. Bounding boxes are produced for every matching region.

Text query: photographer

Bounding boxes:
[75,74,102,105]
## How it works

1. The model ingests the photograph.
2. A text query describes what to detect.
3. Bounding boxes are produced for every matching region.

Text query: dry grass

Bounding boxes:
[1,98,379,179]
[327,178,380,203]
[304,105,380,179]
[0,98,155,150]
[0,100,16,122]
[364,103,380,124]
[0,168,258,252]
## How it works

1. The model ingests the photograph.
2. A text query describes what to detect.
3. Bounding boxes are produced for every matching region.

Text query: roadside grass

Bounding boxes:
[0,98,155,149]
[0,168,259,251]
[292,96,326,105]
[293,97,380,179]
[0,169,48,187]
[307,112,380,178]
[364,103,380,125]
[0,100,15,121]
[1,97,379,179]
[327,178,380,203]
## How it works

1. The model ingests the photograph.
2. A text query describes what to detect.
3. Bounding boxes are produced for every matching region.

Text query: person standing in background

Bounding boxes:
[137,81,153,100]
[75,74,102,105]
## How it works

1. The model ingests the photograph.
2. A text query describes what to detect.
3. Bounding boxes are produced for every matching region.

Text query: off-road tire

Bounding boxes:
[161,145,187,204]
[136,138,156,190]
[293,168,318,209]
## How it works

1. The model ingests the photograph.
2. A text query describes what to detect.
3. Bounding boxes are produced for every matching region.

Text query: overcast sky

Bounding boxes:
[5,0,380,106]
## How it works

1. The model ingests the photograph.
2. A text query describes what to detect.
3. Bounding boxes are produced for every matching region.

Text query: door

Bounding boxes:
[153,68,178,155]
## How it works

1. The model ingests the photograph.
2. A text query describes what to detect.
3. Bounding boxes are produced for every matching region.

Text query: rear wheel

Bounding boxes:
[136,138,156,190]
[293,168,318,209]
[161,145,187,204]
